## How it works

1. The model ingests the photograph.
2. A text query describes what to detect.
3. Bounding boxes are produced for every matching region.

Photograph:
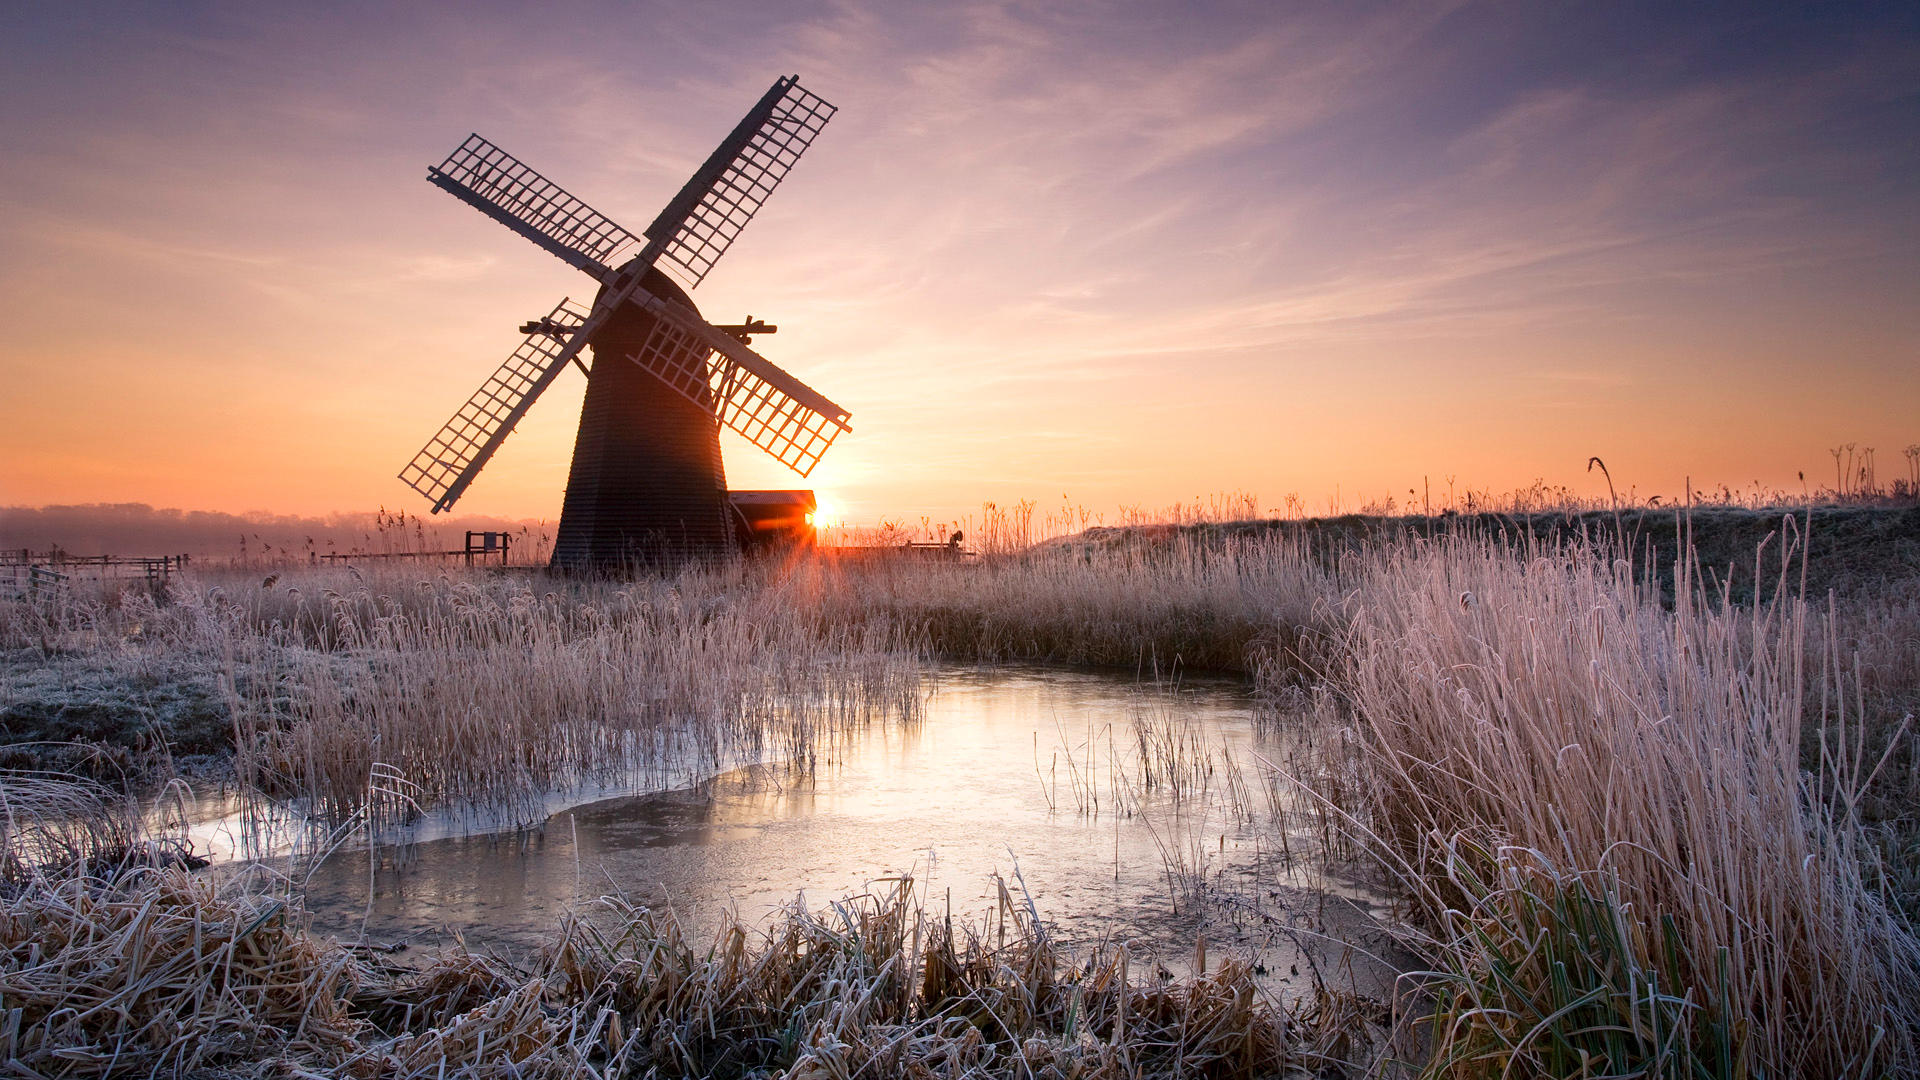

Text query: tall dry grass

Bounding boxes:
[4,564,925,830]
[1813,575,1920,920]
[215,566,924,826]
[0,773,139,883]
[1339,529,1920,1075]
[0,866,362,1073]
[0,860,1373,1078]
[10,509,1920,1074]
[796,531,1343,678]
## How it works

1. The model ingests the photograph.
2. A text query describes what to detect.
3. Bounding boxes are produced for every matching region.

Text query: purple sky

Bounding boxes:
[3,1,1915,525]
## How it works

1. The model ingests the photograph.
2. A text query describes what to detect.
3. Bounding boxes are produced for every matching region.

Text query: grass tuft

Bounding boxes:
[1342,528,1920,1075]
[1,864,1370,1078]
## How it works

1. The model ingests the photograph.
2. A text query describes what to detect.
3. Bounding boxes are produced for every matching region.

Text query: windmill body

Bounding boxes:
[552,269,732,570]
[398,77,849,571]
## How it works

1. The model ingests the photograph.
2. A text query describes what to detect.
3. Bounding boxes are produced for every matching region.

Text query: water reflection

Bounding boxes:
[283,665,1401,995]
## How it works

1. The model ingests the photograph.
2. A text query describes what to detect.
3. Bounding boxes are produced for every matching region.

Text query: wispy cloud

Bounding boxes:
[0,1,1914,520]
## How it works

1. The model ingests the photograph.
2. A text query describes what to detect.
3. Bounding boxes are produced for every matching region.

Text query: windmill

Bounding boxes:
[398,76,850,571]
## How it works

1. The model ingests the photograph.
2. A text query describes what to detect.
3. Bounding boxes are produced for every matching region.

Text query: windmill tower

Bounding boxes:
[397,76,850,571]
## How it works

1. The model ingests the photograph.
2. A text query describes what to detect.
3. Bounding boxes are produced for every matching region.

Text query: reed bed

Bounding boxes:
[796,531,1343,678]
[1339,530,1920,1076]
[9,509,1920,1074]
[219,568,926,827]
[0,773,140,885]
[2,565,925,831]
[0,863,1368,1078]
[0,866,360,1074]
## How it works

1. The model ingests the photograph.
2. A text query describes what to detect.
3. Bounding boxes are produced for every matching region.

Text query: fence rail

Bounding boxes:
[1,564,71,602]
[1,550,188,585]
[314,531,514,566]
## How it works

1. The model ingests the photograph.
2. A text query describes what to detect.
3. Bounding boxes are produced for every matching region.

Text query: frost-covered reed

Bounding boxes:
[1341,529,1920,1075]
[5,563,926,830]
[0,865,1363,1078]
[219,567,925,826]
[797,530,1344,676]
[7,509,1919,1075]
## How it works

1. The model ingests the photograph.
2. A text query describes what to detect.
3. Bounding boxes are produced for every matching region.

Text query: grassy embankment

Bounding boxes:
[3,504,1918,1075]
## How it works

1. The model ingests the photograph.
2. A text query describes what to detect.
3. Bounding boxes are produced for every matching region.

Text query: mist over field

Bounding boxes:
[0,503,546,559]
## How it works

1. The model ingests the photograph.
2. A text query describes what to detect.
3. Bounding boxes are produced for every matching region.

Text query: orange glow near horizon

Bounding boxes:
[2,5,1915,529]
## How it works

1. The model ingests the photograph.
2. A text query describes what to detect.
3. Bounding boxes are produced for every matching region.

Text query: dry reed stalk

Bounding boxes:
[1806,577,1920,844]
[791,531,1341,677]
[1341,531,1920,1075]
[1,854,1375,1078]
[0,773,140,883]
[17,516,1918,1074]
[0,867,361,1076]
[143,565,927,828]
[516,875,1345,1078]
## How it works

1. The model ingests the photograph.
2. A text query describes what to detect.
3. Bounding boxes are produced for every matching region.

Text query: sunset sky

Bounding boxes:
[2,1,1915,529]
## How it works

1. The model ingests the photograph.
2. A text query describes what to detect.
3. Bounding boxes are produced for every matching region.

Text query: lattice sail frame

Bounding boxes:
[626,297,850,477]
[399,298,593,511]
[429,137,643,277]
[645,77,837,289]
[405,76,849,512]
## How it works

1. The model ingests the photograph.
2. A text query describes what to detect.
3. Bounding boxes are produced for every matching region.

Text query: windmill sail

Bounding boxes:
[405,75,853,556]
[645,77,836,288]
[429,136,644,277]
[399,299,593,512]
[625,292,851,477]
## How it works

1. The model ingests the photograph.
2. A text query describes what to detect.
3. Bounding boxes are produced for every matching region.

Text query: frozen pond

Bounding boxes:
[211,665,1403,996]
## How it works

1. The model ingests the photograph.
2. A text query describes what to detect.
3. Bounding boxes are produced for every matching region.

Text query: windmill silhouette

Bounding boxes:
[398,76,849,570]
